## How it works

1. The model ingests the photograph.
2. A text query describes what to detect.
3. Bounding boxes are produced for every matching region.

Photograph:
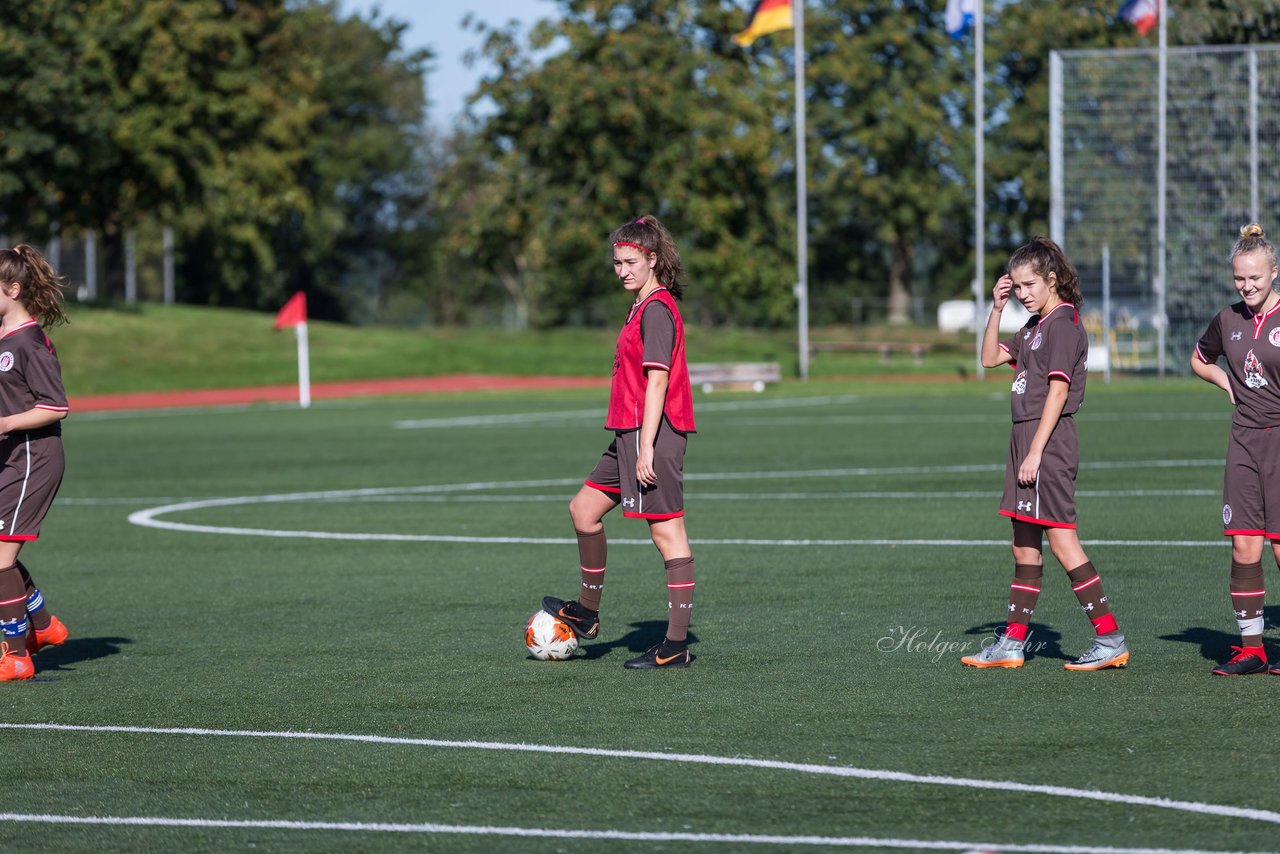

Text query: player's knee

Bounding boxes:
[568,496,600,530]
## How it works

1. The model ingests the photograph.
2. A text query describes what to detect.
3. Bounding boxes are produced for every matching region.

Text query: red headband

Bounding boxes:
[613,241,654,255]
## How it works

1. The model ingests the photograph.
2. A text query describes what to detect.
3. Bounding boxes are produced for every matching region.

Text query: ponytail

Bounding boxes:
[0,245,68,327]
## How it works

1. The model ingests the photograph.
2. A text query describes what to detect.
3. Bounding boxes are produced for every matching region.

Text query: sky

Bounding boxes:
[344,0,559,128]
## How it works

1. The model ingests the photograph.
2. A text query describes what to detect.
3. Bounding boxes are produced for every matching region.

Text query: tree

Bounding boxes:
[801,1,970,324]
[2,0,318,302]
[445,0,795,328]
[269,2,433,322]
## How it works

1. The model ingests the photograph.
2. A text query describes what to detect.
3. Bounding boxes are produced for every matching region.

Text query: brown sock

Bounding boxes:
[575,529,606,612]
[1005,563,1043,641]
[0,563,29,654]
[1229,559,1266,647]
[664,557,695,643]
[16,560,51,631]
[1066,561,1118,635]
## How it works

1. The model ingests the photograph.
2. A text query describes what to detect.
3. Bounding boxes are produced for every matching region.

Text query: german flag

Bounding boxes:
[733,0,793,47]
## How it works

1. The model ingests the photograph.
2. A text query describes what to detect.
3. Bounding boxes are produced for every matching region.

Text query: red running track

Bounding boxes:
[70,375,608,413]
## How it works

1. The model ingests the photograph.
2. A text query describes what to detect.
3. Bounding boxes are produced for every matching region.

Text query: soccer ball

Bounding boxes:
[525,610,579,661]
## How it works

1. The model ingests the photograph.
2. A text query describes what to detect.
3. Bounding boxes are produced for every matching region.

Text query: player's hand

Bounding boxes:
[1017,452,1041,488]
[636,449,657,487]
[992,275,1013,311]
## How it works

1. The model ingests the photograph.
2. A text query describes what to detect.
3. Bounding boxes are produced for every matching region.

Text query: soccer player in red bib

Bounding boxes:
[543,215,697,669]
[1191,223,1280,676]
[962,237,1129,671]
[0,245,72,681]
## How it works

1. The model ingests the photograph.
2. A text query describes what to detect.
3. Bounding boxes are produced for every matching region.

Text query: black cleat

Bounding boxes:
[1212,646,1268,676]
[623,639,691,670]
[541,596,599,640]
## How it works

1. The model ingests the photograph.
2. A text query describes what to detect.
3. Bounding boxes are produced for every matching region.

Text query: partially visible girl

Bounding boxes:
[1191,223,1280,676]
[0,245,71,681]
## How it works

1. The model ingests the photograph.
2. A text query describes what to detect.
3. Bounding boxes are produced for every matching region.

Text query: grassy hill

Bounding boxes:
[50,302,980,396]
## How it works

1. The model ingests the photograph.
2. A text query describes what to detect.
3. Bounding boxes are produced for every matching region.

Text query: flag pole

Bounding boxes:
[973,0,985,381]
[295,321,311,408]
[794,0,810,381]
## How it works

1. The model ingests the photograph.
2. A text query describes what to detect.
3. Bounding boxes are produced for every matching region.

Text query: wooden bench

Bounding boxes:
[687,361,782,393]
[808,341,930,365]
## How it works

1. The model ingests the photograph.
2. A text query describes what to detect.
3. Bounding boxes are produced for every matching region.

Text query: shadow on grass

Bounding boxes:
[575,620,699,662]
[1159,604,1280,663]
[962,621,1068,662]
[32,636,133,672]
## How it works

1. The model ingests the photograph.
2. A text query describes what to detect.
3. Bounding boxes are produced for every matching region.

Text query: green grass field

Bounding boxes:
[52,303,978,395]
[3,376,1278,852]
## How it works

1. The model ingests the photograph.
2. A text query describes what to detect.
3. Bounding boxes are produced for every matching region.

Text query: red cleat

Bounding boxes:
[0,641,34,681]
[26,615,68,655]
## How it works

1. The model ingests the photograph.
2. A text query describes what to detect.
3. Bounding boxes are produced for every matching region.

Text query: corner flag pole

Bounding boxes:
[274,291,311,409]
[295,321,311,409]
[794,0,810,381]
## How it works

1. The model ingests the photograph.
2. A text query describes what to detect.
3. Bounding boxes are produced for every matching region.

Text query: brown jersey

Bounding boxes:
[1195,300,1280,429]
[1000,303,1087,423]
[0,320,68,433]
[0,321,67,541]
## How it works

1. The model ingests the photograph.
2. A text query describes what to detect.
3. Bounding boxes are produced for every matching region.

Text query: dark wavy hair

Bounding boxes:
[608,214,685,300]
[0,244,69,327]
[1007,236,1082,308]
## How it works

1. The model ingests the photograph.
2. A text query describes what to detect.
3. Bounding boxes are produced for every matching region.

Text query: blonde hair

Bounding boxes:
[1229,223,1277,268]
[0,245,69,327]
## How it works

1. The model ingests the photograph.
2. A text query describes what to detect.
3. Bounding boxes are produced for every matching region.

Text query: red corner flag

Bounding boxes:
[274,291,307,330]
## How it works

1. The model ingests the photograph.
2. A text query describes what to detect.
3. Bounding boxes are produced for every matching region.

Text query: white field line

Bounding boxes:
[392,398,1228,430]
[57,487,1218,508]
[295,488,1217,504]
[3,723,1280,833]
[0,813,1269,854]
[393,395,864,429]
[124,461,1227,546]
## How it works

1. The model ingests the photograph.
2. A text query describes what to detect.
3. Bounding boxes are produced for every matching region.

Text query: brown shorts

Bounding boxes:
[1222,425,1280,540]
[999,417,1078,529]
[0,432,65,541]
[585,418,687,520]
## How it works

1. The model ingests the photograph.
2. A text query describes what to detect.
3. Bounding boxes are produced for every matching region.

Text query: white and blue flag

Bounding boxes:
[945,0,976,38]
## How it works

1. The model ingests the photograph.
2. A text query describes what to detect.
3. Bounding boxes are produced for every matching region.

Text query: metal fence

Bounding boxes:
[1050,44,1280,373]
[3,223,177,305]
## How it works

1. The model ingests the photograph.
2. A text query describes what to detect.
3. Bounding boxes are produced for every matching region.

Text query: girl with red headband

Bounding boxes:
[542,214,698,669]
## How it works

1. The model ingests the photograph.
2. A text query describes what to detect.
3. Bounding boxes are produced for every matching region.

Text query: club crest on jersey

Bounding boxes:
[1011,370,1027,395]
[1243,349,1268,389]
[0,352,12,372]
[1030,331,1042,350]
[1223,504,1232,525]
[1270,328,1280,347]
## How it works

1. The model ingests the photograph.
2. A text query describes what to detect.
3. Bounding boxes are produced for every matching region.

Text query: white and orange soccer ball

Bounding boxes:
[525,610,579,661]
